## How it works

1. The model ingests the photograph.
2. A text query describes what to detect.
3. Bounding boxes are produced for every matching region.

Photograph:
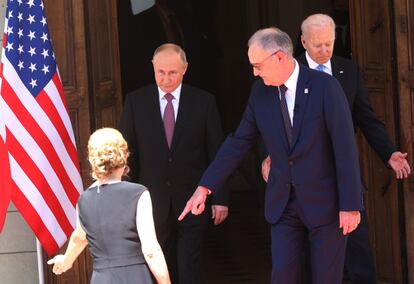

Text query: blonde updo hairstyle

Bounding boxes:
[87,128,129,180]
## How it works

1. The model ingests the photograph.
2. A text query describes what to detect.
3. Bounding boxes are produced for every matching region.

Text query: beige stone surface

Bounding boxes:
[0,253,39,284]
[7,202,17,213]
[0,211,36,253]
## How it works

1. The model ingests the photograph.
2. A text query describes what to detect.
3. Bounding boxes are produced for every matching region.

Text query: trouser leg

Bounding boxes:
[345,210,376,284]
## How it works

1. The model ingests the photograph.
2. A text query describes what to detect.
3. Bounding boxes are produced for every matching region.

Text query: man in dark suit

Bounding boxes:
[299,13,411,283]
[119,43,228,284]
[180,27,364,283]
[262,14,411,284]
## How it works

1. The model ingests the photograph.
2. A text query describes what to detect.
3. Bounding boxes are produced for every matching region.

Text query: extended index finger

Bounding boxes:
[178,203,192,221]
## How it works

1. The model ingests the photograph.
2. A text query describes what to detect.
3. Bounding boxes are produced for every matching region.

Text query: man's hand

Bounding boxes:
[212,205,228,225]
[261,155,271,183]
[339,211,361,235]
[178,186,210,221]
[388,151,411,179]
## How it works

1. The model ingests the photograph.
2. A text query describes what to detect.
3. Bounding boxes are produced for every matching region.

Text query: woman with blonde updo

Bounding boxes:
[48,128,170,284]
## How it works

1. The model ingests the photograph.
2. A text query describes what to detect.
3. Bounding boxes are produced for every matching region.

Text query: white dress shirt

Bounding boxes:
[305,52,333,76]
[280,60,300,125]
[158,84,182,120]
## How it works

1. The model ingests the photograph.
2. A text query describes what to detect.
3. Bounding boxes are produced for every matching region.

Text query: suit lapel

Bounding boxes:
[264,85,291,151]
[330,56,352,104]
[331,57,345,84]
[291,65,310,149]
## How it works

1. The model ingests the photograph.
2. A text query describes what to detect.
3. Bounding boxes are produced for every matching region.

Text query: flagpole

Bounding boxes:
[36,238,45,284]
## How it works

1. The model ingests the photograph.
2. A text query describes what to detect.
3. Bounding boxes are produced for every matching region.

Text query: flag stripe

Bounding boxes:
[0,19,9,233]
[2,56,82,192]
[6,129,74,237]
[1,96,78,222]
[1,79,80,205]
[10,155,68,248]
[36,88,80,173]
[0,135,11,232]
[47,73,76,145]
[11,182,60,255]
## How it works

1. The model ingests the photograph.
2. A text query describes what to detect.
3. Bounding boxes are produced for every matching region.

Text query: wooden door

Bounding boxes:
[42,0,91,283]
[393,0,414,282]
[84,0,122,130]
[349,0,404,283]
[42,0,122,283]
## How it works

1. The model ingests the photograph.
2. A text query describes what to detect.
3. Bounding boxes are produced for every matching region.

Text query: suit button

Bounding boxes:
[166,181,171,186]
[168,157,173,162]
[289,160,294,166]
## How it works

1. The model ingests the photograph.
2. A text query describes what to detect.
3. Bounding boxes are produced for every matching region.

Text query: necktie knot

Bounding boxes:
[279,84,288,95]
[316,64,326,72]
[165,93,174,102]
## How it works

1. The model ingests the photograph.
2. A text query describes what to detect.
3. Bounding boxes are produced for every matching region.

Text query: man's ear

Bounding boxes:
[300,35,306,48]
[276,50,288,63]
[182,63,188,75]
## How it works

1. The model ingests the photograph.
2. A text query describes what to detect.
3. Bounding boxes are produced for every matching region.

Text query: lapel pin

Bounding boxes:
[339,70,344,74]
[304,88,309,94]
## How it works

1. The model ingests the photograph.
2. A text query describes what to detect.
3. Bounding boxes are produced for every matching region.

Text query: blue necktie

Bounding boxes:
[278,85,292,148]
[316,64,326,73]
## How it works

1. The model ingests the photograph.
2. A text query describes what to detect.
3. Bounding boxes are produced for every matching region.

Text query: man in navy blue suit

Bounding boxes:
[262,14,411,284]
[179,27,364,283]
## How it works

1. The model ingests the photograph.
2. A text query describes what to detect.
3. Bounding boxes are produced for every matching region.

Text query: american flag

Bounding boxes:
[0,0,82,255]
[0,116,11,232]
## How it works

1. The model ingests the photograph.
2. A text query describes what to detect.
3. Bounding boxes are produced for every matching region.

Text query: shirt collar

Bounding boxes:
[305,51,332,74]
[283,59,299,93]
[158,84,182,101]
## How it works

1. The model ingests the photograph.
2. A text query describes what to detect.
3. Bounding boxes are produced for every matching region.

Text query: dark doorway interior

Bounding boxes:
[117,1,349,283]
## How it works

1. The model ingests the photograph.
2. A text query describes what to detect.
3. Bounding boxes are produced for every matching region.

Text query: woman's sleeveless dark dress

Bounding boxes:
[77,181,153,284]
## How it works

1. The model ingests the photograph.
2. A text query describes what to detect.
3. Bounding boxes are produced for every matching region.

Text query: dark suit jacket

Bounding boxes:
[119,84,227,225]
[199,64,364,227]
[297,54,396,164]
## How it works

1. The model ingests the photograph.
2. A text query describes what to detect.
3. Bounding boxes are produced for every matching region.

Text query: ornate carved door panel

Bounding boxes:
[84,0,122,129]
[393,0,414,282]
[350,0,404,283]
